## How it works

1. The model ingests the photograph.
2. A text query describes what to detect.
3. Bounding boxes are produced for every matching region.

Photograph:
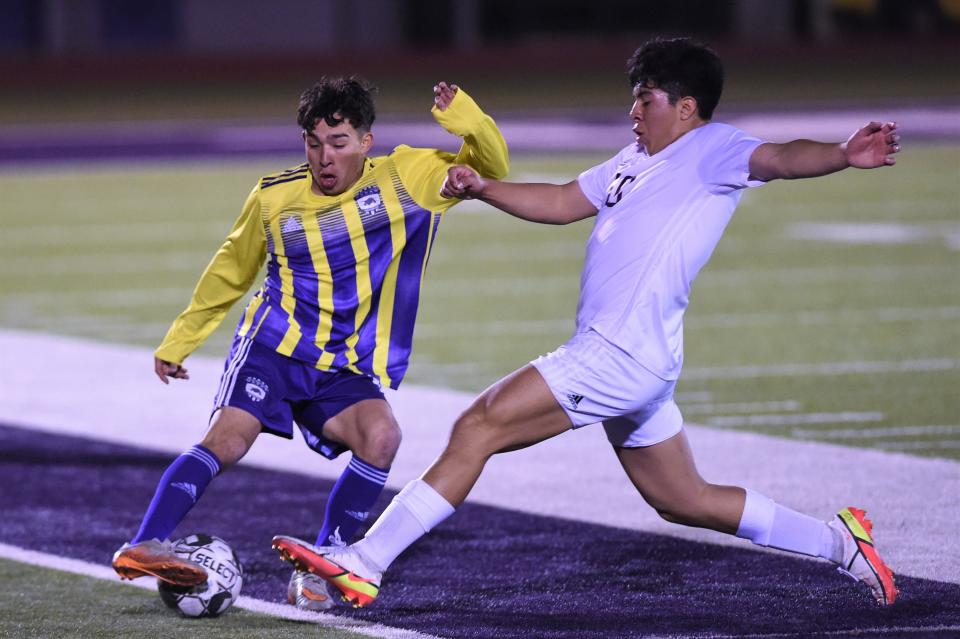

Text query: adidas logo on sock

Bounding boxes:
[346,510,369,521]
[328,527,345,547]
[171,481,198,503]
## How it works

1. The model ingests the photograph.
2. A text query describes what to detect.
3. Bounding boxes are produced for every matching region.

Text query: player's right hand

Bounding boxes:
[155,357,190,384]
[440,165,485,199]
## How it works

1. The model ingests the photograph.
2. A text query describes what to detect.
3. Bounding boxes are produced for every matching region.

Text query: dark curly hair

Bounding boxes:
[297,76,377,133]
[627,37,723,121]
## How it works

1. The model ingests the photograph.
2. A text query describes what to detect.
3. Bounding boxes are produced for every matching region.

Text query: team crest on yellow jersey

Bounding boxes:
[355,186,384,217]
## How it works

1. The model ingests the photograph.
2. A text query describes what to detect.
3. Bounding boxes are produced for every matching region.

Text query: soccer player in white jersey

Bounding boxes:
[272,38,901,608]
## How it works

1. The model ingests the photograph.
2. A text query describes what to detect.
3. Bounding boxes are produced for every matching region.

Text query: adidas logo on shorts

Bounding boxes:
[566,393,584,410]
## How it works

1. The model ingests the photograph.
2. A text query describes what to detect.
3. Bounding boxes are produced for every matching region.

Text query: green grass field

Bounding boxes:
[2,145,958,459]
[0,558,366,639]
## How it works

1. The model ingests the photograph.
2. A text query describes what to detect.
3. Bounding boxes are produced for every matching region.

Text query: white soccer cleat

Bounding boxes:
[272,535,382,608]
[287,569,336,611]
[829,507,898,606]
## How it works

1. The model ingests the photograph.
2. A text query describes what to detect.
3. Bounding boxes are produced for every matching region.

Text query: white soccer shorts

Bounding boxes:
[531,329,683,448]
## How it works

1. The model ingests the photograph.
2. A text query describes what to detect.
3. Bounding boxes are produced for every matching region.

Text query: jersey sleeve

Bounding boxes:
[431,88,510,181]
[702,125,766,194]
[576,146,632,209]
[154,185,267,364]
[389,145,460,213]
[391,89,509,213]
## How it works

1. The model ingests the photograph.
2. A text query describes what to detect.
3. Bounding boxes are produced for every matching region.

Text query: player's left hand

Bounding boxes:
[434,82,459,111]
[843,121,900,168]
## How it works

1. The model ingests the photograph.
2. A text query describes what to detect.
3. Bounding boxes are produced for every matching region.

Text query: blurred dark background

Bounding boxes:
[0,0,957,123]
[2,0,958,54]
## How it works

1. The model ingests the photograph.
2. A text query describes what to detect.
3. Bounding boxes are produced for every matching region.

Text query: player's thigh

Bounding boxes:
[211,336,295,450]
[533,329,675,429]
[453,364,572,454]
[293,370,393,462]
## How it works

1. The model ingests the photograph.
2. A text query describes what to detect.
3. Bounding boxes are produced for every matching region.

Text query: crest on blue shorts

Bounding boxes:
[245,376,268,402]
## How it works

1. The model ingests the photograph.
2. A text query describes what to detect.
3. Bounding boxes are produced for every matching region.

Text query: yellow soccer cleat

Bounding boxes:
[272,535,381,608]
[829,507,898,606]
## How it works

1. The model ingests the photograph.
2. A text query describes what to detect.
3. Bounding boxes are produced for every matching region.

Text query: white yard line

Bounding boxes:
[6,288,195,306]
[792,425,960,439]
[682,401,802,415]
[0,543,438,639]
[5,221,228,246]
[0,252,207,275]
[698,264,954,285]
[684,358,959,380]
[0,329,957,586]
[675,391,714,402]
[787,222,960,251]
[705,411,884,428]
[877,441,960,451]
[688,306,960,328]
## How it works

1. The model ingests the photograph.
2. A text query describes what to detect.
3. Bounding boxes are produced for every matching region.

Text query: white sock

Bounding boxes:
[736,489,840,561]
[736,488,776,545]
[353,479,455,572]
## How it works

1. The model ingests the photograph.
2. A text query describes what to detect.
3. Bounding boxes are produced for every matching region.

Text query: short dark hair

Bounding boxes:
[297,76,377,133]
[627,37,723,120]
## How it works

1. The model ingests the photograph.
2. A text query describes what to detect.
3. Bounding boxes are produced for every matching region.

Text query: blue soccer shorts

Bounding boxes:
[531,329,683,448]
[212,335,385,459]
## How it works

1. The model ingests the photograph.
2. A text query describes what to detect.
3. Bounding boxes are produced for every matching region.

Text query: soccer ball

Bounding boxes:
[157,533,243,617]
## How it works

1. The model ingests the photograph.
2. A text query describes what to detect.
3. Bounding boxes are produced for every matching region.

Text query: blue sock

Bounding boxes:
[316,455,389,546]
[131,445,221,544]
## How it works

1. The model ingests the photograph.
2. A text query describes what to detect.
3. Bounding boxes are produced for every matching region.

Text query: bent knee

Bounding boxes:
[354,419,402,467]
[201,408,260,469]
[200,431,253,469]
[646,488,712,527]
[448,403,509,453]
[654,506,690,525]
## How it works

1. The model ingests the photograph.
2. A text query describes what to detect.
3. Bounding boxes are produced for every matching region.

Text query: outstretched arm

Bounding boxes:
[432,83,509,180]
[441,165,597,225]
[749,121,900,182]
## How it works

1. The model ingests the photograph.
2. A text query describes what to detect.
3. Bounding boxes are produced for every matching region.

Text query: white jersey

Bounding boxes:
[575,122,765,380]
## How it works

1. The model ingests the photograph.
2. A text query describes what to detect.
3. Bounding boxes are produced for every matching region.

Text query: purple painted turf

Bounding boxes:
[2,423,958,638]
[1,106,955,167]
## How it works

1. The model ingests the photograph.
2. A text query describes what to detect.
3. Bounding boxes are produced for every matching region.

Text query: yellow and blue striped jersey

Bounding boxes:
[155,89,508,388]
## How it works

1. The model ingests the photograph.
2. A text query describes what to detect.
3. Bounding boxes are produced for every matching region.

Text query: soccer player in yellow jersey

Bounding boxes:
[111,77,509,610]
